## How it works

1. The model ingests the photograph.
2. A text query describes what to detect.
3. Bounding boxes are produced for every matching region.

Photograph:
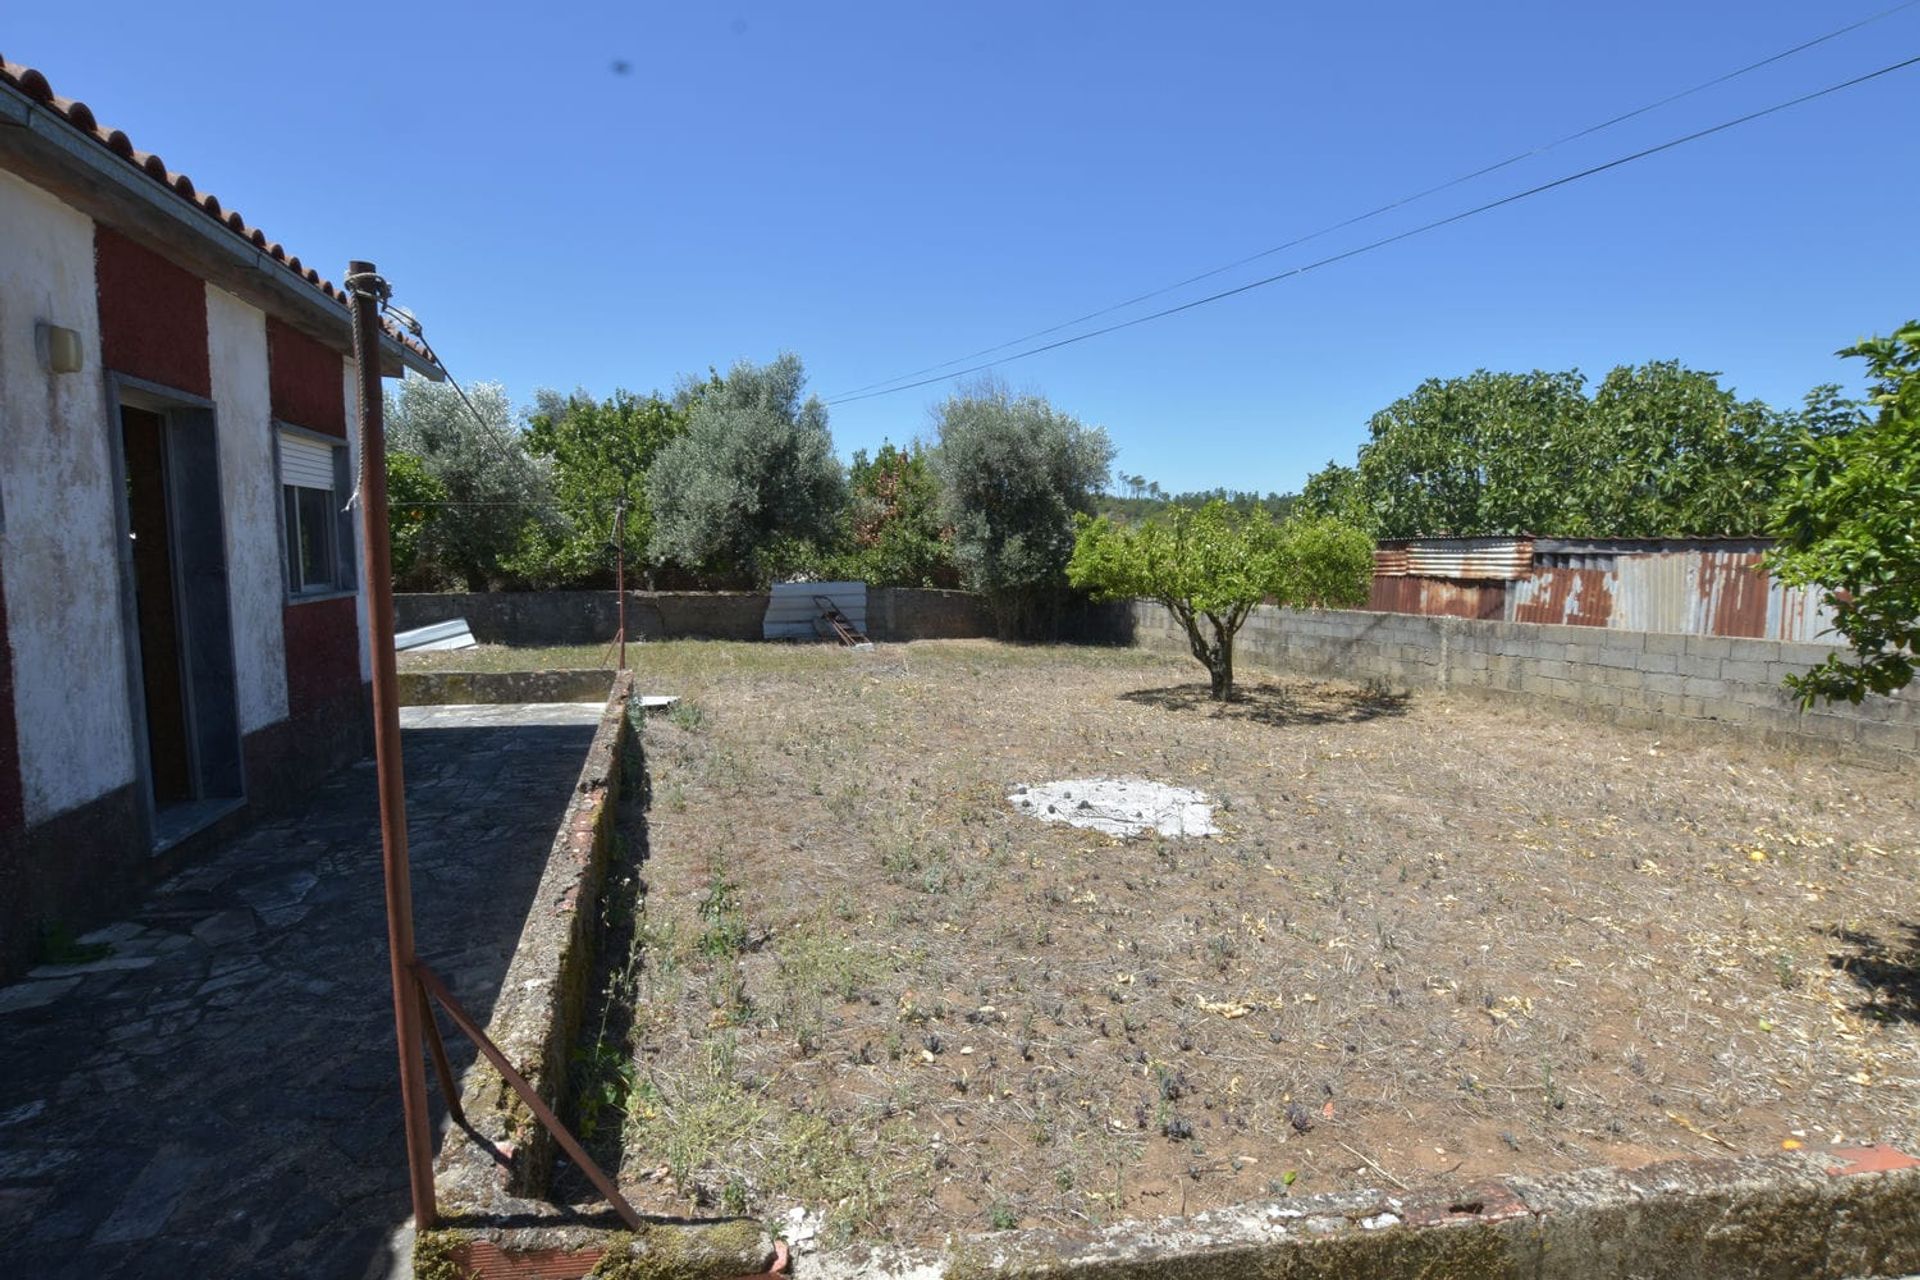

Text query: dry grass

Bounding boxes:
[598,638,1919,1245]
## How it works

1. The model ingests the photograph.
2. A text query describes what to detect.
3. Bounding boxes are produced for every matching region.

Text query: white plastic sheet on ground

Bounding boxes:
[1008,778,1218,839]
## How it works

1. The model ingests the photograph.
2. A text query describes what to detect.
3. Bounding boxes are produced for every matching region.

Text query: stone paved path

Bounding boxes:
[0,704,604,1280]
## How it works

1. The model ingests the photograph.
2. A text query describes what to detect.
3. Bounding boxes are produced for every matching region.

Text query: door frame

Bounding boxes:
[104,371,248,849]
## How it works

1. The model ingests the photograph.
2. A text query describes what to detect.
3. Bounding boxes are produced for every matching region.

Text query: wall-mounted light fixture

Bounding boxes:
[35,322,84,374]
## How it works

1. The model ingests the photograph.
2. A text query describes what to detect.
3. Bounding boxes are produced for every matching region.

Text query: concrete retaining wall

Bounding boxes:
[436,672,633,1208]
[1129,601,1920,756]
[394,587,1001,646]
[396,669,614,707]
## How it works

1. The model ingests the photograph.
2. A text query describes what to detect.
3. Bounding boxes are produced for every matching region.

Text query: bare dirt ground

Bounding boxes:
[571,639,1917,1247]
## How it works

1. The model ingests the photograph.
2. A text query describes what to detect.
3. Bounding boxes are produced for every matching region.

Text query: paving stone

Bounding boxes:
[0,977,81,1014]
[0,1098,48,1128]
[191,908,258,946]
[238,870,320,928]
[29,953,161,978]
[92,1148,213,1244]
[77,922,149,947]
[0,1145,83,1179]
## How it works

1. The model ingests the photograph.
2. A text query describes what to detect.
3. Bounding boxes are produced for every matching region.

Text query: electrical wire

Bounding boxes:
[827,1,1920,400]
[826,52,1920,406]
[380,302,542,480]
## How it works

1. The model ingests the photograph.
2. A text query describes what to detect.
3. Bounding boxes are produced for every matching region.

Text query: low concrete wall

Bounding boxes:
[436,672,631,1208]
[396,669,614,707]
[395,588,1003,646]
[1129,601,1920,756]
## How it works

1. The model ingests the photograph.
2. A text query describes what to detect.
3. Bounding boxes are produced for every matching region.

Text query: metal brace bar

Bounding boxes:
[413,961,644,1230]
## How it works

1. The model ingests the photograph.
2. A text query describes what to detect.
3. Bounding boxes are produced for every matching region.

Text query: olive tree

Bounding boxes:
[647,354,845,586]
[931,383,1113,637]
[1069,502,1374,700]
[1767,322,1920,704]
[384,377,553,589]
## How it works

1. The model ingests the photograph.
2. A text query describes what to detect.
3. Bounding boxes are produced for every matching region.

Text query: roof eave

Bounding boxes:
[0,82,443,382]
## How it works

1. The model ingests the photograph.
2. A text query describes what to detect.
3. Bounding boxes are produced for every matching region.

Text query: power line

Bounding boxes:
[827,1,1920,400]
[827,53,1920,407]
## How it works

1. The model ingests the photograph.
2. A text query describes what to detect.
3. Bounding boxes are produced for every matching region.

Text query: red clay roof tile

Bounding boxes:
[0,53,436,365]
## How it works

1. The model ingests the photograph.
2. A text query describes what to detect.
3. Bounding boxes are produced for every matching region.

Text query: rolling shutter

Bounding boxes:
[279,431,336,490]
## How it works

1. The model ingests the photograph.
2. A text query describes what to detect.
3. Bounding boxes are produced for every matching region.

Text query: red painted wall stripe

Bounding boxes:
[282,595,361,716]
[93,227,211,398]
[266,316,346,437]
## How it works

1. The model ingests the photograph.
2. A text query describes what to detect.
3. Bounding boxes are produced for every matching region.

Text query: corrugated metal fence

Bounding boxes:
[1369,537,1836,643]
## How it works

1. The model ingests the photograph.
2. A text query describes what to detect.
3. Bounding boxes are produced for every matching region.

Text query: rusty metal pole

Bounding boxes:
[615,499,627,670]
[347,260,438,1231]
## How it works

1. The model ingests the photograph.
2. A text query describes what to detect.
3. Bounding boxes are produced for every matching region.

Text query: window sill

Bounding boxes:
[286,588,359,606]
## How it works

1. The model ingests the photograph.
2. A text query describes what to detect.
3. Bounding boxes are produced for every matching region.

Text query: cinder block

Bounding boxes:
[1682,676,1726,701]
[1719,658,1770,686]
[1594,643,1645,671]
[1857,721,1920,754]
[1685,635,1733,660]
[1728,637,1786,664]
[1677,654,1723,680]
[1644,633,1689,657]
[1599,665,1642,690]
[1642,673,1684,696]
[1637,651,1680,675]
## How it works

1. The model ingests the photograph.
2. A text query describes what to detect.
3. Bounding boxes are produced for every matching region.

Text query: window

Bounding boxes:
[279,429,354,596]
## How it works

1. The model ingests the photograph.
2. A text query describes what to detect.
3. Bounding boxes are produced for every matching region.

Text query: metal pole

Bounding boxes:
[615,500,627,670]
[347,260,437,1231]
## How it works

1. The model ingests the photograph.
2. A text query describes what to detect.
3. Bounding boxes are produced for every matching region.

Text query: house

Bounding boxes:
[0,56,442,977]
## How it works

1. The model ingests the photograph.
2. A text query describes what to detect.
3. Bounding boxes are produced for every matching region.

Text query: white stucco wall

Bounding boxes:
[343,358,371,681]
[0,170,137,821]
[205,285,289,734]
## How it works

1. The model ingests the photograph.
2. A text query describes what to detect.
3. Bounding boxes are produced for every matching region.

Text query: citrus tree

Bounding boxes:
[1767,321,1920,704]
[1069,502,1374,700]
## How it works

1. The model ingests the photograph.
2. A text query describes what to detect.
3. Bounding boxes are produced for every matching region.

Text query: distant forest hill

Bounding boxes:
[1099,475,1297,523]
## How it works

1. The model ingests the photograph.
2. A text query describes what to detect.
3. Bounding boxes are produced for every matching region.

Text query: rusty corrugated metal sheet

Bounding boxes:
[1403,537,1534,580]
[1369,575,1506,619]
[1503,550,1838,641]
[1374,547,1410,577]
[1508,566,1614,627]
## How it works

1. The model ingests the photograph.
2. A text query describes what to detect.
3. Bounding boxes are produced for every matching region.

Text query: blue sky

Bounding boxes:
[10,2,1917,493]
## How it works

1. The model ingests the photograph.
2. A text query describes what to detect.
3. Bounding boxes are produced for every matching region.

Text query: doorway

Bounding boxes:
[115,395,244,845]
[121,406,194,806]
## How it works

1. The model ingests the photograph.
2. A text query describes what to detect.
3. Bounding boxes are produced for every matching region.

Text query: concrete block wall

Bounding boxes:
[1129,601,1920,755]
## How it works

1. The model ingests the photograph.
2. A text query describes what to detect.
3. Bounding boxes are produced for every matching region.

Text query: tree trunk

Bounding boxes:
[1209,641,1233,700]
[1173,603,1239,702]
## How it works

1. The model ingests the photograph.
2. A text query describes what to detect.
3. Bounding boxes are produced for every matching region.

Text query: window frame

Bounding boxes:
[273,421,358,603]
